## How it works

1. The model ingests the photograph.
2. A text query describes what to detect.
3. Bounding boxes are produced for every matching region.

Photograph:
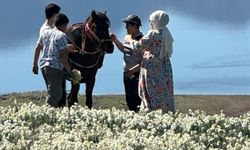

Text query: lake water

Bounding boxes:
[1,0,250,95]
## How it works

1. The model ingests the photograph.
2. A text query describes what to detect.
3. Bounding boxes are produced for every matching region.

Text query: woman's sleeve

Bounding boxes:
[130,30,153,51]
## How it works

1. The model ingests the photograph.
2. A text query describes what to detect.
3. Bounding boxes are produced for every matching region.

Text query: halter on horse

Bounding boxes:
[65,10,114,108]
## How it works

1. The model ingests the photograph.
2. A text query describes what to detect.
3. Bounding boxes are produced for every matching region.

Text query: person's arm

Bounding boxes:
[32,39,43,75]
[125,64,141,77]
[111,33,125,52]
[129,64,141,72]
[126,30,153,52]
[58,34,73,75]
[67,44,78,53]
[111,33,140,56]
[59,48,71,74]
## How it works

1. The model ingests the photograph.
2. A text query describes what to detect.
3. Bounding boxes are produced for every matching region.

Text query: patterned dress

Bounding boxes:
[132,29,175,113]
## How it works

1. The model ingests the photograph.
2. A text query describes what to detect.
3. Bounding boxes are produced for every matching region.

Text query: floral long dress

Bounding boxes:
[133,30,175,113]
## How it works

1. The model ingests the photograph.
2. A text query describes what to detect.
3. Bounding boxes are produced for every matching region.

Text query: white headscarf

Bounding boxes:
[150,10,174,58]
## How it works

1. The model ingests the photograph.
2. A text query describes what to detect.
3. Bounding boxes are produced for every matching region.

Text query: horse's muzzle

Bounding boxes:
[102,38,114,54]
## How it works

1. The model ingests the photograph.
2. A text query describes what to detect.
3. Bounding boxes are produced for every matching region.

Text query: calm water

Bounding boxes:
[1,0,250,95]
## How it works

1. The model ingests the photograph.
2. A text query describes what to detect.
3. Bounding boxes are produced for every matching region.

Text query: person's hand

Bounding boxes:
[67,70,77,84]
[67,44,78,53]
[125,38,132,44]
[32,64,38,74]
[66,69,76,79]
[144,51,153,60]
[110,33,117,41]
[125,69,134,78]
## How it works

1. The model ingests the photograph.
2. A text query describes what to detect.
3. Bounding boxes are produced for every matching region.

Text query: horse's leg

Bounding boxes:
[85,78,95,109]
[68,82,80,107]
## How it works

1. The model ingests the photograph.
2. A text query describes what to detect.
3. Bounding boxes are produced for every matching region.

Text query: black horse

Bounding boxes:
[65,10,114,108]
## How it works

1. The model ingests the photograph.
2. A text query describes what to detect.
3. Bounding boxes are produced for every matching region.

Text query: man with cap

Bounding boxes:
[111,15,143,112]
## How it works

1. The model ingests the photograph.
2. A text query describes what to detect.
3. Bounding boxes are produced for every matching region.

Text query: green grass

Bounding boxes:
[1,91,250,117]
[0,91,127,110]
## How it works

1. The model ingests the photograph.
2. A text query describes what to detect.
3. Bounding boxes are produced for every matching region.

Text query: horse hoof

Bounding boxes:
[86,101,92,109]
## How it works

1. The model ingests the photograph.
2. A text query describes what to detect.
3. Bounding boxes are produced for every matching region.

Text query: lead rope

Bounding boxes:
[69,53,101,69]
[67,23,102,68]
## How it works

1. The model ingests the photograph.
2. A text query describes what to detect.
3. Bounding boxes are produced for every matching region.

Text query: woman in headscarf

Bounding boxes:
[126,10,175,113]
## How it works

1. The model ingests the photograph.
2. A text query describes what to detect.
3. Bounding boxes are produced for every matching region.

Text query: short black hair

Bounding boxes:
[54,13,69,27]
[45,3,60,19]
[126,22,140,29]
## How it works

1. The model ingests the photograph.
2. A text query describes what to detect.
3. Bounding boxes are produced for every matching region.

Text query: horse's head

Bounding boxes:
[85,10,114,54]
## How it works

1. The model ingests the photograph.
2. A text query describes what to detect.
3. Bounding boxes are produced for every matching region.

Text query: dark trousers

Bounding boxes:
[123,72,141,112]
[41,66,64,107]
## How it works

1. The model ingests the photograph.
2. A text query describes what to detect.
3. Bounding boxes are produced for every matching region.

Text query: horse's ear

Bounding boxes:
[104,10,107,16]
[91,10,97,19]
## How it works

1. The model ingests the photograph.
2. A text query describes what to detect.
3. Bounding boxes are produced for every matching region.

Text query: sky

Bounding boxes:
[1,0,250,47]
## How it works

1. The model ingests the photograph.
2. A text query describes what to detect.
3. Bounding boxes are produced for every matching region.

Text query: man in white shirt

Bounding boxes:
[33,3,61,75]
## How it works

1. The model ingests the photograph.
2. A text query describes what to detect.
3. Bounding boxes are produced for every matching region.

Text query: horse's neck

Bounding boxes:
[82,37,97,52]
[82,25,99,52]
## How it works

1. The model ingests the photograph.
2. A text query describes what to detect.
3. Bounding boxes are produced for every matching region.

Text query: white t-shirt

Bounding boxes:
[39,21,55,36]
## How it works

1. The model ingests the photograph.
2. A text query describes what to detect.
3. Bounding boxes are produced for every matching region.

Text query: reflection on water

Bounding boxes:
[188,56,250,70]
[1,1,250,95]
[175,76,250,95]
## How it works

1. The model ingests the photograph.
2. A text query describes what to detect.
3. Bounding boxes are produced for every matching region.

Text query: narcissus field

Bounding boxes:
[0,102,250,149]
